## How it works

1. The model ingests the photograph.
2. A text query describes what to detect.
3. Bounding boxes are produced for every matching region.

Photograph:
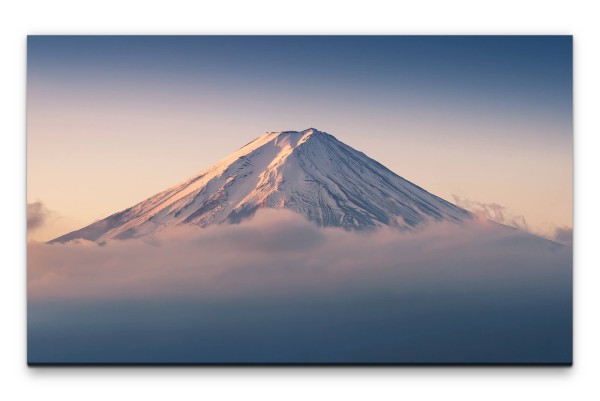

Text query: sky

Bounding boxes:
[27,36,573,241]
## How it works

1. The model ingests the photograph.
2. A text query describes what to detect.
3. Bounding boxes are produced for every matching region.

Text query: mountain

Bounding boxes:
[51,128,472,243]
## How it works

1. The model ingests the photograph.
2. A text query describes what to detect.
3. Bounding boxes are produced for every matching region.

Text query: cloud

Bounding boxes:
[27,201,51,232]
[27,209,572,363]
[452,195,573,246]
[553,226,573,245]
[28,209,569,301]
[452,195,529,231]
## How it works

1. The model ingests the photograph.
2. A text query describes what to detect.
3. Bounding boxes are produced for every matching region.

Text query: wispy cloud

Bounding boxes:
[452,195,529,231]
[452,195,574,245]
[553,226,573,245]
[27,201,52,232]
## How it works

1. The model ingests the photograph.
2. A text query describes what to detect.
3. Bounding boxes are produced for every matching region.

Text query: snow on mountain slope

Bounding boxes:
[51,128,472,243]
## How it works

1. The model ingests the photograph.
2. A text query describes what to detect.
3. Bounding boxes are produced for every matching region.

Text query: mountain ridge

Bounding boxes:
[51,128,472,243]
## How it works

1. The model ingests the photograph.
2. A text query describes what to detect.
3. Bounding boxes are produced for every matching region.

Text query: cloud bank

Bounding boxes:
[27,209,572,364]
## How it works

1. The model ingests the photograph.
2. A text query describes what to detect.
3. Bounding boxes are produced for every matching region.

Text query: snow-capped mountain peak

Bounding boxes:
[51,128,471,243]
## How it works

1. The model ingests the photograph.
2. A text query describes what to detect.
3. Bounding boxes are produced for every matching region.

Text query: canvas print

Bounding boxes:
[27,36,573,365]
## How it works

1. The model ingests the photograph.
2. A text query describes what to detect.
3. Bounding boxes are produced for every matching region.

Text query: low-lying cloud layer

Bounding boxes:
[28,209,567,301]
[27,209,572,364]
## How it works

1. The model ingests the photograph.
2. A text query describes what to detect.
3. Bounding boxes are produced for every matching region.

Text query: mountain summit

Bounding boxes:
[51,128,471,243]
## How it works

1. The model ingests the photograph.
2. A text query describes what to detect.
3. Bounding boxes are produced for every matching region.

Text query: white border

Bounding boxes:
[2,1,598,400]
